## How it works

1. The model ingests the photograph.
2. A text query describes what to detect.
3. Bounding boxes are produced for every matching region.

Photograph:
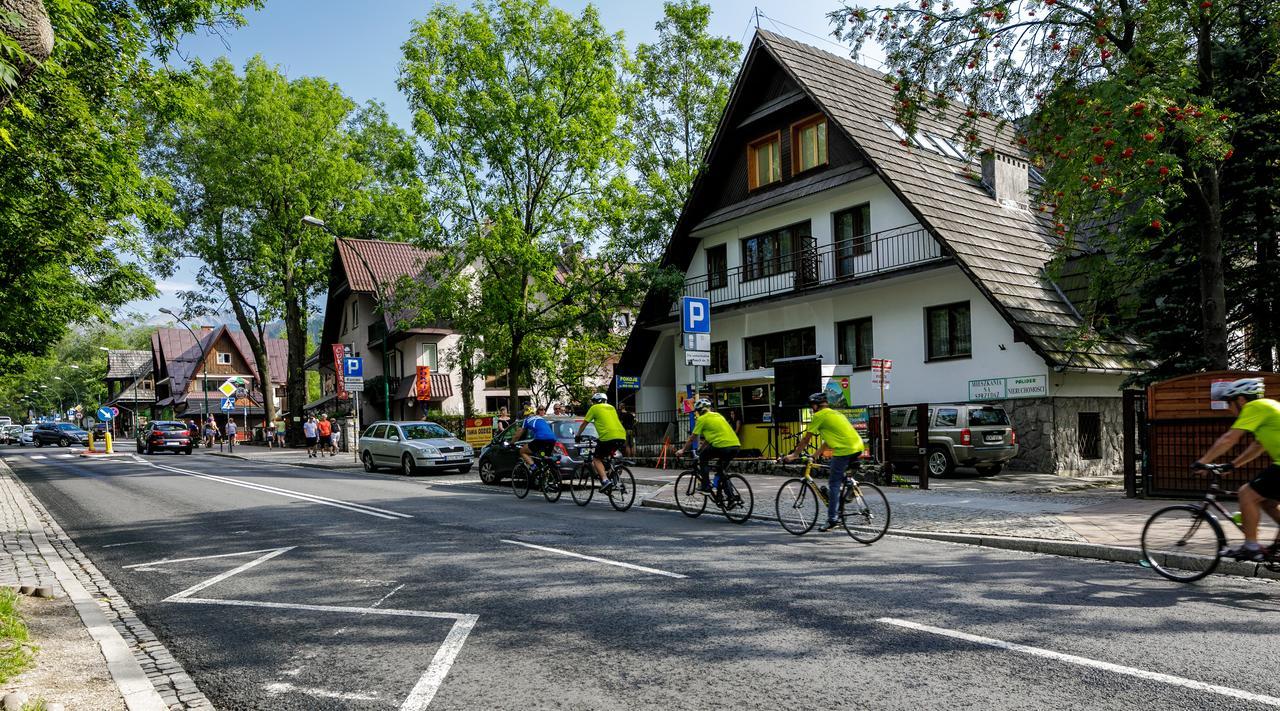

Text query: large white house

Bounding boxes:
[617,30,1144,476]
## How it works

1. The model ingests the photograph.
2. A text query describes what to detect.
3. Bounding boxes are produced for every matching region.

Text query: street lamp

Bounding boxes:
[301,215,392,423]
[160,307,212,432]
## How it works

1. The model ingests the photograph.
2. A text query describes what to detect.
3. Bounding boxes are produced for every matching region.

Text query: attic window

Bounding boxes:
[217,352,232,365]
[881,118,912,145]
[930,134,968,160]
[791,114,828,174]
[747,132,782,190]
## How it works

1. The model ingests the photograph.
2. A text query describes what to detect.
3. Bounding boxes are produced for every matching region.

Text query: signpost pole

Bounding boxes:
[353,396,360,462]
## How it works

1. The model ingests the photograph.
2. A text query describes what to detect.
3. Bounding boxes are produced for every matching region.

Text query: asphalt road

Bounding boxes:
[4,447,1280,710]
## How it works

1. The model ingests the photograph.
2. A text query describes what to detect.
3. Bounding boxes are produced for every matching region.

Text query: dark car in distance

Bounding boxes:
[477,416,598,485]
[136,421,194,455]
[32,422,91,448]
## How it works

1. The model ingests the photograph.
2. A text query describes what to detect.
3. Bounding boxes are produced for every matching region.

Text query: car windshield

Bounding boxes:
[58,424,79,431]
[152,423,187,432]
[401,423,451,439]
[968,408,1009,426]
[551,420,595,439]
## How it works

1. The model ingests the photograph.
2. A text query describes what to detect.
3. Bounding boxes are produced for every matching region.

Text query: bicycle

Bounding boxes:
[673,455,754,524]
[773,452,891,544]
[1140,463,1280,582]
[570,437,636,511]
[509,445,563,503]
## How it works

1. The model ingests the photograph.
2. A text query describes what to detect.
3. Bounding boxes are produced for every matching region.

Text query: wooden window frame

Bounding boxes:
[835,317,874,370]
[746,131,783,191]
[790,114,829,175]
[743,327,817,371]
[740,220,810,283]
[706,244,728,290]
[924,301,972,361]
[833,203,872,261]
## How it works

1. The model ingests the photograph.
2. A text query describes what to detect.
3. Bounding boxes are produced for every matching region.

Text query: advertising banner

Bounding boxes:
[464,417,493,448]
[416,365,432,401]
[331,344,349,400]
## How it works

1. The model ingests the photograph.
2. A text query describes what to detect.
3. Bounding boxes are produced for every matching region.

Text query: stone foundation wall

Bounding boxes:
[1002,398,1055,473]
[997,396,1123,477]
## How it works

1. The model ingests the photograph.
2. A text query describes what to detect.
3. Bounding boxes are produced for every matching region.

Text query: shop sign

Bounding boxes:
[464,417,493,448]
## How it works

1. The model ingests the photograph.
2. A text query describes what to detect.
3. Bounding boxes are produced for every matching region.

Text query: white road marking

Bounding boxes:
[878,618,1280,708]
[134,458,412,520]
[28,455,46,460]
[500,539,688,579]
[371,584,405,610]
[264,682,379,701]
[55,453,74,458]
[102,541,145,548]
[156,546,477,710]
[124,547,291,570]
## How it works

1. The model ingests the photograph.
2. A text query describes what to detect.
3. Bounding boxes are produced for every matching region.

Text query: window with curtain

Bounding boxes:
[926,302,972,360]
[792,115,828,173]
[836,317,873,369]
[706,244,727,290]
[709,341,729,375]
[744,327,816,370]
[741,221,810,282]
[834,204,872,277]
[747,132,782,190]
[419,342,438,370]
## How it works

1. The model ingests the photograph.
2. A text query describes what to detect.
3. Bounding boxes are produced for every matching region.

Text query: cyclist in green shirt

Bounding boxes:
[676,399,741,494]
[1196,377,1280,561]
[782,392,866,532]
[576,393,628,494]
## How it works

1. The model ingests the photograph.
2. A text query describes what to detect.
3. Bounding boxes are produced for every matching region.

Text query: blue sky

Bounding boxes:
[129,0,864,319]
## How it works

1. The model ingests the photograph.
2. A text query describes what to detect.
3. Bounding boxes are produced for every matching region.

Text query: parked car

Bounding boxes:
[476,416,598,485]
[358,421,473,476]
[31,422,91,448]
[889,403,1018,477]
[135,421,194,455]
[18,425,35,446]
[1,425,22,445]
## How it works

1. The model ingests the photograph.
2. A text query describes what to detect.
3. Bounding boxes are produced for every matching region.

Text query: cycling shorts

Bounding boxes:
[1248,464,1280,500]
[528,439,556,457]
[593,439,626,461]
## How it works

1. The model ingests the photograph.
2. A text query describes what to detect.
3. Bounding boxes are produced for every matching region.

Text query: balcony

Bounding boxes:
[672,223,944,314]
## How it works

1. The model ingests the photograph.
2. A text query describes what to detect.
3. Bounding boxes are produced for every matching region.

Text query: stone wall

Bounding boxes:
[997,396,1123,477]
[1001,398,1055,473]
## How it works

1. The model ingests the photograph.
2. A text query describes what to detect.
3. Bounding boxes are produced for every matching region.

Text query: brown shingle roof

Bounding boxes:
[754,29,1144,372]
[335,238,434,294]
[151,326,287,393]
[105,350,152,380]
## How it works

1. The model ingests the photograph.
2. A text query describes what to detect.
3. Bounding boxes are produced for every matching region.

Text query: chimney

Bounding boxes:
[981,150,1029,209]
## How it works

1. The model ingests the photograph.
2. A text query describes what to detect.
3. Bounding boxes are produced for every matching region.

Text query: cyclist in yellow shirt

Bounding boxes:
[1196,378,1280,561]
[675,399,740,495]
[575,393,628,494]
[782,392,866,532]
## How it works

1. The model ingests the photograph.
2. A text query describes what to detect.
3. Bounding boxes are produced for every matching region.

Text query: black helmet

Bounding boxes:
[807,392,827,405]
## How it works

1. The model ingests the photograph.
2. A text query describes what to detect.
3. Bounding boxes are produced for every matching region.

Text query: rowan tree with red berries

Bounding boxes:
[830,0,1280,371]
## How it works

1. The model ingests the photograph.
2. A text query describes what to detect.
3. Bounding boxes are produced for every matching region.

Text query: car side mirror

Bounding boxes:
[388,435,400,442]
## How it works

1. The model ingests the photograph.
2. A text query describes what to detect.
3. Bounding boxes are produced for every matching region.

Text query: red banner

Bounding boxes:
[332,344,349,401]
[416,365,432,401]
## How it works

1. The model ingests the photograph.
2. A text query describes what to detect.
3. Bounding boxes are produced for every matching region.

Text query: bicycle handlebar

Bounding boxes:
[1191,462,1234,473]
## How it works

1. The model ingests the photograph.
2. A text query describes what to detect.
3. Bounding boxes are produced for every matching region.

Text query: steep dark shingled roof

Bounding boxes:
[754,29,1143,372]
[151,326,287,394]
[335,238,435,294]
[105,350,152,380]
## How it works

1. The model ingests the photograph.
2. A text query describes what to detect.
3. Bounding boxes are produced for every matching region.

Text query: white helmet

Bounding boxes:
[1211,378,1265,401]
[693,398,712,412]
[591,393,608,403]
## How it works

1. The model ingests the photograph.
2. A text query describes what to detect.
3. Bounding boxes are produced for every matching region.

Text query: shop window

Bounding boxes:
[836,317,873,369]
[791,114,828,174]
[747,131,782,190]
[706,244,728,290]
[1078,412,1102,460]
[744,327,816,371]
[741,221,810,282]
[926,301,971,360]
[709,341,729,375]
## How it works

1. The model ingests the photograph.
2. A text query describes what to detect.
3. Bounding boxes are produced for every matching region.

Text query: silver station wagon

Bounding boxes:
[358,420,474,476]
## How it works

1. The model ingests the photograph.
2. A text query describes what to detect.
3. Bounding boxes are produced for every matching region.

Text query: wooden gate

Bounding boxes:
[1142,370,1280,497]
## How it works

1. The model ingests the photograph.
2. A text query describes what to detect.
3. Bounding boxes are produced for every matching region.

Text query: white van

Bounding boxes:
[0,416,12,428]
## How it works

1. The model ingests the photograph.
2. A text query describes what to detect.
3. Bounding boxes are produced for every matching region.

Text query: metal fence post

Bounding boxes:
[915,403,929,490]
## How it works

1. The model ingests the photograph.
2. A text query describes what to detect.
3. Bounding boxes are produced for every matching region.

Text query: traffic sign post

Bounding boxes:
[870,359,893,462]
[343,357,364,392]
[680,296,712,387]
[220,397,235,412]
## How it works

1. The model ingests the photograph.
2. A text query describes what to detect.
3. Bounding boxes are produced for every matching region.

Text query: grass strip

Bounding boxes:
[0,587,33,683]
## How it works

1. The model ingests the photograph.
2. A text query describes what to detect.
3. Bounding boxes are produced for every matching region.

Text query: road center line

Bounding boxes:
[878,617,1280,708]
[500,539,688,579]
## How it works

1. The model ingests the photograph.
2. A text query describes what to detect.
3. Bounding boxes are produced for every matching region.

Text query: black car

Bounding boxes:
[32,422,90,447]
[477,416,597,485]
[136,421,194,455]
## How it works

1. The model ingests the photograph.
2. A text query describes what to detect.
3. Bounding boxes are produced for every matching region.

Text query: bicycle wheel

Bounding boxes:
[843,482,890,544]
[719,474,754,524]
[541,466,562,503]
[775,478,818,535]
[1140,505,1224,583]
[606,466,636,512]
[570,463,595,506]
[511,462,531,499]
[674,471,707,518]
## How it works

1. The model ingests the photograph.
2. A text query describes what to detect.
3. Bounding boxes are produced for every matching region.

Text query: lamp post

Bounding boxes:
[302,215,392,423]
[160,308,212,435]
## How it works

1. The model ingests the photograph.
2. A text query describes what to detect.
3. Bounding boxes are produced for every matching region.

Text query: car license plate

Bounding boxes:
[166,440,182,445]
[984,434,1003,443]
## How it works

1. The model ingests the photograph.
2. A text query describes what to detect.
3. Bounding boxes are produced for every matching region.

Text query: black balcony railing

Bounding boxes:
[673,224,943,313]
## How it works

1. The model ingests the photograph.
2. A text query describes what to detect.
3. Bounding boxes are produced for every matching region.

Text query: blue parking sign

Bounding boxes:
[343,357,363,378]
[681,296,710,334]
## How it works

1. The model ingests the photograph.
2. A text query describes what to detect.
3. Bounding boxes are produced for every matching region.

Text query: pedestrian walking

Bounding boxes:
[317,415,334,457]
[273,415,286,448]
[265,418,276,449]
[204,417,219,449]
[303,416,319,458]
[225,418,237,453]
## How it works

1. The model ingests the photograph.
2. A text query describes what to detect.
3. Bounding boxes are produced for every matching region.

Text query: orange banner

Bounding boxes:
[416,365,432,401]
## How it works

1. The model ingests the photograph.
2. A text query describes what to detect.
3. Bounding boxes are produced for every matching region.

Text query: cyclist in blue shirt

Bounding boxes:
[516,405,557,467]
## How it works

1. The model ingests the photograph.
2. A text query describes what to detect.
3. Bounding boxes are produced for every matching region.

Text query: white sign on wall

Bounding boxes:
[969,374,1047,401]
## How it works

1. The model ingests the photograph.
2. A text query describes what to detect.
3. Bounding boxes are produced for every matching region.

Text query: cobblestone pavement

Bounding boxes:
[1,464,212,711]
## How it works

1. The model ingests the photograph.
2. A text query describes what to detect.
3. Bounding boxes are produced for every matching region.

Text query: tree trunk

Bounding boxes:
[0,0,54,108]
[1194,168,1230,369]
[283,271,307,446]
[460,353,475,417]
[506,333,523,414]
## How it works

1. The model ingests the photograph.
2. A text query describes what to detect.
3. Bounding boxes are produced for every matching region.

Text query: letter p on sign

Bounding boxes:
[681,296,710,334]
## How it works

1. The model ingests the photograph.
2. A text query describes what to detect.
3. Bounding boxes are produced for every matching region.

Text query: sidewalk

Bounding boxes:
[0,460,171,710]
[202,444,366,471]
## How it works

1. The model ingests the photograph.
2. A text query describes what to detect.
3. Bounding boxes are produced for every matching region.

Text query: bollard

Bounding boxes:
[88,431,94,451]
[105,432,113,454]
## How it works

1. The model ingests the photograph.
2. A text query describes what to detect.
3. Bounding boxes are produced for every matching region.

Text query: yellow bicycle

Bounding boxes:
[774,453,890,543]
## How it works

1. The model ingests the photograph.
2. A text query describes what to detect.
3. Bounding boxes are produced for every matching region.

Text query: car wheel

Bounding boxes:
[136,443,143,453]
[478,460,501,485]
[927,446,955,478]
[184,447,193,455]
[456,465,472,475]
[976,464,1003,476]
[33,440,42,448]
[401,454,418,476]
[362,451,377,473]
[58,437,70,448]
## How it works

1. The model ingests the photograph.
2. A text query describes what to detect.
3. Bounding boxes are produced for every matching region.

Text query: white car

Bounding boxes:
[17,425,35,446]
[0,425,21,445]
[358,421,474,476]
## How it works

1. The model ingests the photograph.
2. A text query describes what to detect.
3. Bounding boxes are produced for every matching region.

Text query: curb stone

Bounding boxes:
[639,486,1280,582]
[1,459,215,710]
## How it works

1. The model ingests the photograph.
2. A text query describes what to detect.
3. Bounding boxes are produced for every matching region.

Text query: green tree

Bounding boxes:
[832,0,1273,370]
[631,0,741,255]
[398,0,654,409]
[146,57,426,439]
[0,0,259,376]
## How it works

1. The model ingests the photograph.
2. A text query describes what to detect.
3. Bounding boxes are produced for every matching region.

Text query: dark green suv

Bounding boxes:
[889,404,1018,477]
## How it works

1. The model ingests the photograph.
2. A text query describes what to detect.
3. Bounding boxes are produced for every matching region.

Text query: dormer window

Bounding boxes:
[747,132,782,190]
[791,115,828,174]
